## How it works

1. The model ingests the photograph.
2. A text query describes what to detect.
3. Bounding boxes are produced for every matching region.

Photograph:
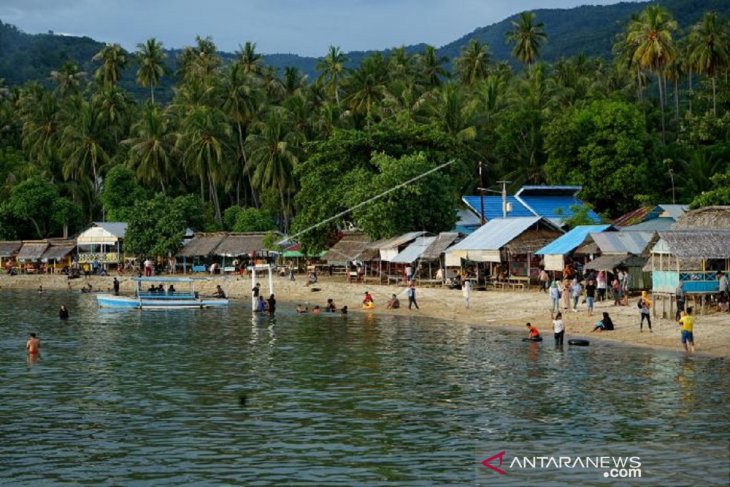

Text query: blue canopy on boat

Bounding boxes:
[132,277,204,283]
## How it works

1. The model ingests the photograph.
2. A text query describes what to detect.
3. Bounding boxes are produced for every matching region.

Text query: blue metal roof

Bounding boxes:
[462,196,534,220]
[518,196,601,224]
[536,224,612,255]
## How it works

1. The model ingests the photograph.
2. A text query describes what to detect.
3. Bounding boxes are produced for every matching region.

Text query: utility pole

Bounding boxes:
[479,161,485,226]
[497,180,511,218]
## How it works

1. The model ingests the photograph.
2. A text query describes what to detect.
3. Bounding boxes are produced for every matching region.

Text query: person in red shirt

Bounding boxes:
[525,322,541,341]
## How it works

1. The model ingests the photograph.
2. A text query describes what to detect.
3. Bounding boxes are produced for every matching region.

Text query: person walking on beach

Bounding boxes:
[462,279,471,309]
[407,282,419,310]
[59,305,69,320]
[612,274,621,306]
[538,269,549,293]
[678,307,695,353]
[638,290,652,332]
[596,270,607,301]
[549,281,560,313]
[622,271,632,306]
[718,271,729,312]
[585,279,596,316]
[553,312,565,347]
[562,278,571,310]
[571,278,582,312]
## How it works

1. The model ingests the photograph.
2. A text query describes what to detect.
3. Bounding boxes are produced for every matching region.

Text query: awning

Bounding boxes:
[17,242,49,261]
[585,254,648,271]
[390,236,437,264]
[42,244,76,261]
[0,241,22,258]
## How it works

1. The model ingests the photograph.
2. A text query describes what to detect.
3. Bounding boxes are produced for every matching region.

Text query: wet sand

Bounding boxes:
[3,273,727,357]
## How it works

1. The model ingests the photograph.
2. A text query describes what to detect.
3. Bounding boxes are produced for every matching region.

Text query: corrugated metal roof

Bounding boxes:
[536,225,612,255]
[390,237,437,264]
[590,231,655,255]
[92,222,127,238]
[658,204,688,220]
[518,195,601,223]
[456,209,482,226]
[448,217,543,252]
[618,217,675,232]
[462,196,534,220]
[422,232,460,260]
[377,231,427,250]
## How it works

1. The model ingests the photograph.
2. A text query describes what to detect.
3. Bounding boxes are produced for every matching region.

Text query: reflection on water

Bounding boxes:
[0,290,727,484]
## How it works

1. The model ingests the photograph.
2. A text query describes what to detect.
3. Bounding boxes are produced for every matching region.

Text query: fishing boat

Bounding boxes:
[96,277,229,309]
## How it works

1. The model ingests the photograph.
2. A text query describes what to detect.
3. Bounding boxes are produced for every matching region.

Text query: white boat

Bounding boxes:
[96,277,229,309]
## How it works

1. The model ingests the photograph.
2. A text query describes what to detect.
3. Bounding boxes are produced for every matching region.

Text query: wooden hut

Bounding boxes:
[0,241,22,272]
[16,241,49,273]
[583,231,657,290]
[41,241,77,273]
[178,233,227,272]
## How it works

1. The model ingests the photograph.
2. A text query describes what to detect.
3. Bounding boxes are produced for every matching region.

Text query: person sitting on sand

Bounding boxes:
[386,294,400,309]
[213,285,226,298]
[592,312,615,332]
[296,304,308,313]
[325,298,336,312]
[312,305,321,315]
[306,272,318,287]
[525,322,541,340]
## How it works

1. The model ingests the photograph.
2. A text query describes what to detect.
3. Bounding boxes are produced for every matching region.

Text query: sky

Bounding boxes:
[0,0,642,57]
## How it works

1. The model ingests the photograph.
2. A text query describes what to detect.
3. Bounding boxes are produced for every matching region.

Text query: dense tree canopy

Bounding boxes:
[0,6,728,256]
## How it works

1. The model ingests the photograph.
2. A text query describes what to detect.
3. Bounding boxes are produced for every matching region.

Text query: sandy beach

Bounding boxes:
[2,273,727,357]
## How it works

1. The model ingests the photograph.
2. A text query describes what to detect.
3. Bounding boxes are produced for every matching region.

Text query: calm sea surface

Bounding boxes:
[0,290,728,485]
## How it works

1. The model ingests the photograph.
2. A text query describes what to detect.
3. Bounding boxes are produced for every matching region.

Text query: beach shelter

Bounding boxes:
[445,217,562,278]
[535,224,612,271]
[377,231,427,262]
[75,222,127,266]
[583,231,657,290]
[41,241,76,272]
[321,232,371,266]
[390,236,437,264]
[16,241,49,272]
[0,241,22,269]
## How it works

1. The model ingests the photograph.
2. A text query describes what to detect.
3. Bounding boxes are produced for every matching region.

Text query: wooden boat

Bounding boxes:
[96,277,228,309]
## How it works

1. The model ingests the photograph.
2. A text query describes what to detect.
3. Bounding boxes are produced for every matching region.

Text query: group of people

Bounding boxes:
[252,282,276,314]
[296,299,348,315]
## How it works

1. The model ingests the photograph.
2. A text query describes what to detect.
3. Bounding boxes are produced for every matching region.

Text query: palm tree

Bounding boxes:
[135,38,166,103]
[625,5,678,138]
[50,61,86,97]
[220,62,262,206]
[246,108,300,231]
[688,11,730,116]
[123,103,174,192]
[92,43,129,87]
[61,101,109,194]
[343,54,388,127]
[236,41,263,77]
[176,105,230,223]
[283,67,307,97]
[454,39,491,86]
[92,85,131,144]
[417,45,448,88]
[16,84,61,167]
[316,45,348,105]
[506,11,547,67]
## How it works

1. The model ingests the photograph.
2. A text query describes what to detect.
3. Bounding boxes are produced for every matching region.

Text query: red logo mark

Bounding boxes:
[481,451,507,475]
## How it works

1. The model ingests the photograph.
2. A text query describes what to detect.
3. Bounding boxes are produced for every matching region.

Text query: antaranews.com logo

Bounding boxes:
[481,450,642,479]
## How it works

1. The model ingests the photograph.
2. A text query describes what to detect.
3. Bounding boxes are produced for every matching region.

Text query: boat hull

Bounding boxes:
[96,294,229,309]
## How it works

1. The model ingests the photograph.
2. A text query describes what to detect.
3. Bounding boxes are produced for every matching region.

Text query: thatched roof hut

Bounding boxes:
[321,232,371,265]
[178,233,227,258]
[17,242,49,261]
[672,206,730,230]
[421,232,460,261]
[0,241,22,258]
[215,233,271,257]
[654,230,730,259]
[42,243,76,261]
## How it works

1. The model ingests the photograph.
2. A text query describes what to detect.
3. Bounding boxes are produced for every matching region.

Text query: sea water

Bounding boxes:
[0,290,727,485]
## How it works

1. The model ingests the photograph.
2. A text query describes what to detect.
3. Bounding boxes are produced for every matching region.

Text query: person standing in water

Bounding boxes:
[26,333,40,356]
[267,294,276,314]
[59,305,69,320]
[462,279,472,309]
[113,277,120,295]
[553,312,565,347]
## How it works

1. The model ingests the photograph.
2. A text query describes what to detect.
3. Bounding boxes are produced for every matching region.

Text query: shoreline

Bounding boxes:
[2,274,727,358]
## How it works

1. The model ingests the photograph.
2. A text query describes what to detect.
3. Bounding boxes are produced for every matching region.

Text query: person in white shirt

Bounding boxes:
[553,312,565,347]
[462,279,472,309]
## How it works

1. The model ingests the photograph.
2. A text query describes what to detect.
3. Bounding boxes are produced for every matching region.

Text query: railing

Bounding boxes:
[77,252,121,264]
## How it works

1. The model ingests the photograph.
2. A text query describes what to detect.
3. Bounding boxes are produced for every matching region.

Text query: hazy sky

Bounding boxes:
[1,0,642,56]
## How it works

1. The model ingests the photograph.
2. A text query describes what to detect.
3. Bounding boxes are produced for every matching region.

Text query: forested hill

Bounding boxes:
[1,0,729,94]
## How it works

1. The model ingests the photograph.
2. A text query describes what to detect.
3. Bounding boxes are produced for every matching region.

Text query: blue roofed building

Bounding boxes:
[535,224,613,271]
[462,185,600,227]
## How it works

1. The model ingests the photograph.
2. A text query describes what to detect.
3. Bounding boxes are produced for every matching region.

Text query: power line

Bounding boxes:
[283,159,457,243]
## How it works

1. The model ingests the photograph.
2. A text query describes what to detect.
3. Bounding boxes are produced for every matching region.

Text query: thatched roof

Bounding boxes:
[321,232,371,264]
[215,233,271,256]
[178,233,226,257]
[421,232,460,261]
[17,242,49,260]
[42,243,76,261]
[0,241,22,258]
[585,254,648,271]
[672,206,730,230]
[506,227,563,254]
[655,230,730,259]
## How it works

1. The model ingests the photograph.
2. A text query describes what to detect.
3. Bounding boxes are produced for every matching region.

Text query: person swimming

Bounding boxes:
[296,304,308,313]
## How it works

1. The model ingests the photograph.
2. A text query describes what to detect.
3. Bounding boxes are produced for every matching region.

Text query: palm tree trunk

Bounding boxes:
[674,78,679,120]
[237,123,259,208]
[636,68,643,101]
[208,173,223,224]
[279,187,287,233]
[712,77,717,116]
[688,69,693,115]
[658,74,666,142]
[151,85,155,104]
